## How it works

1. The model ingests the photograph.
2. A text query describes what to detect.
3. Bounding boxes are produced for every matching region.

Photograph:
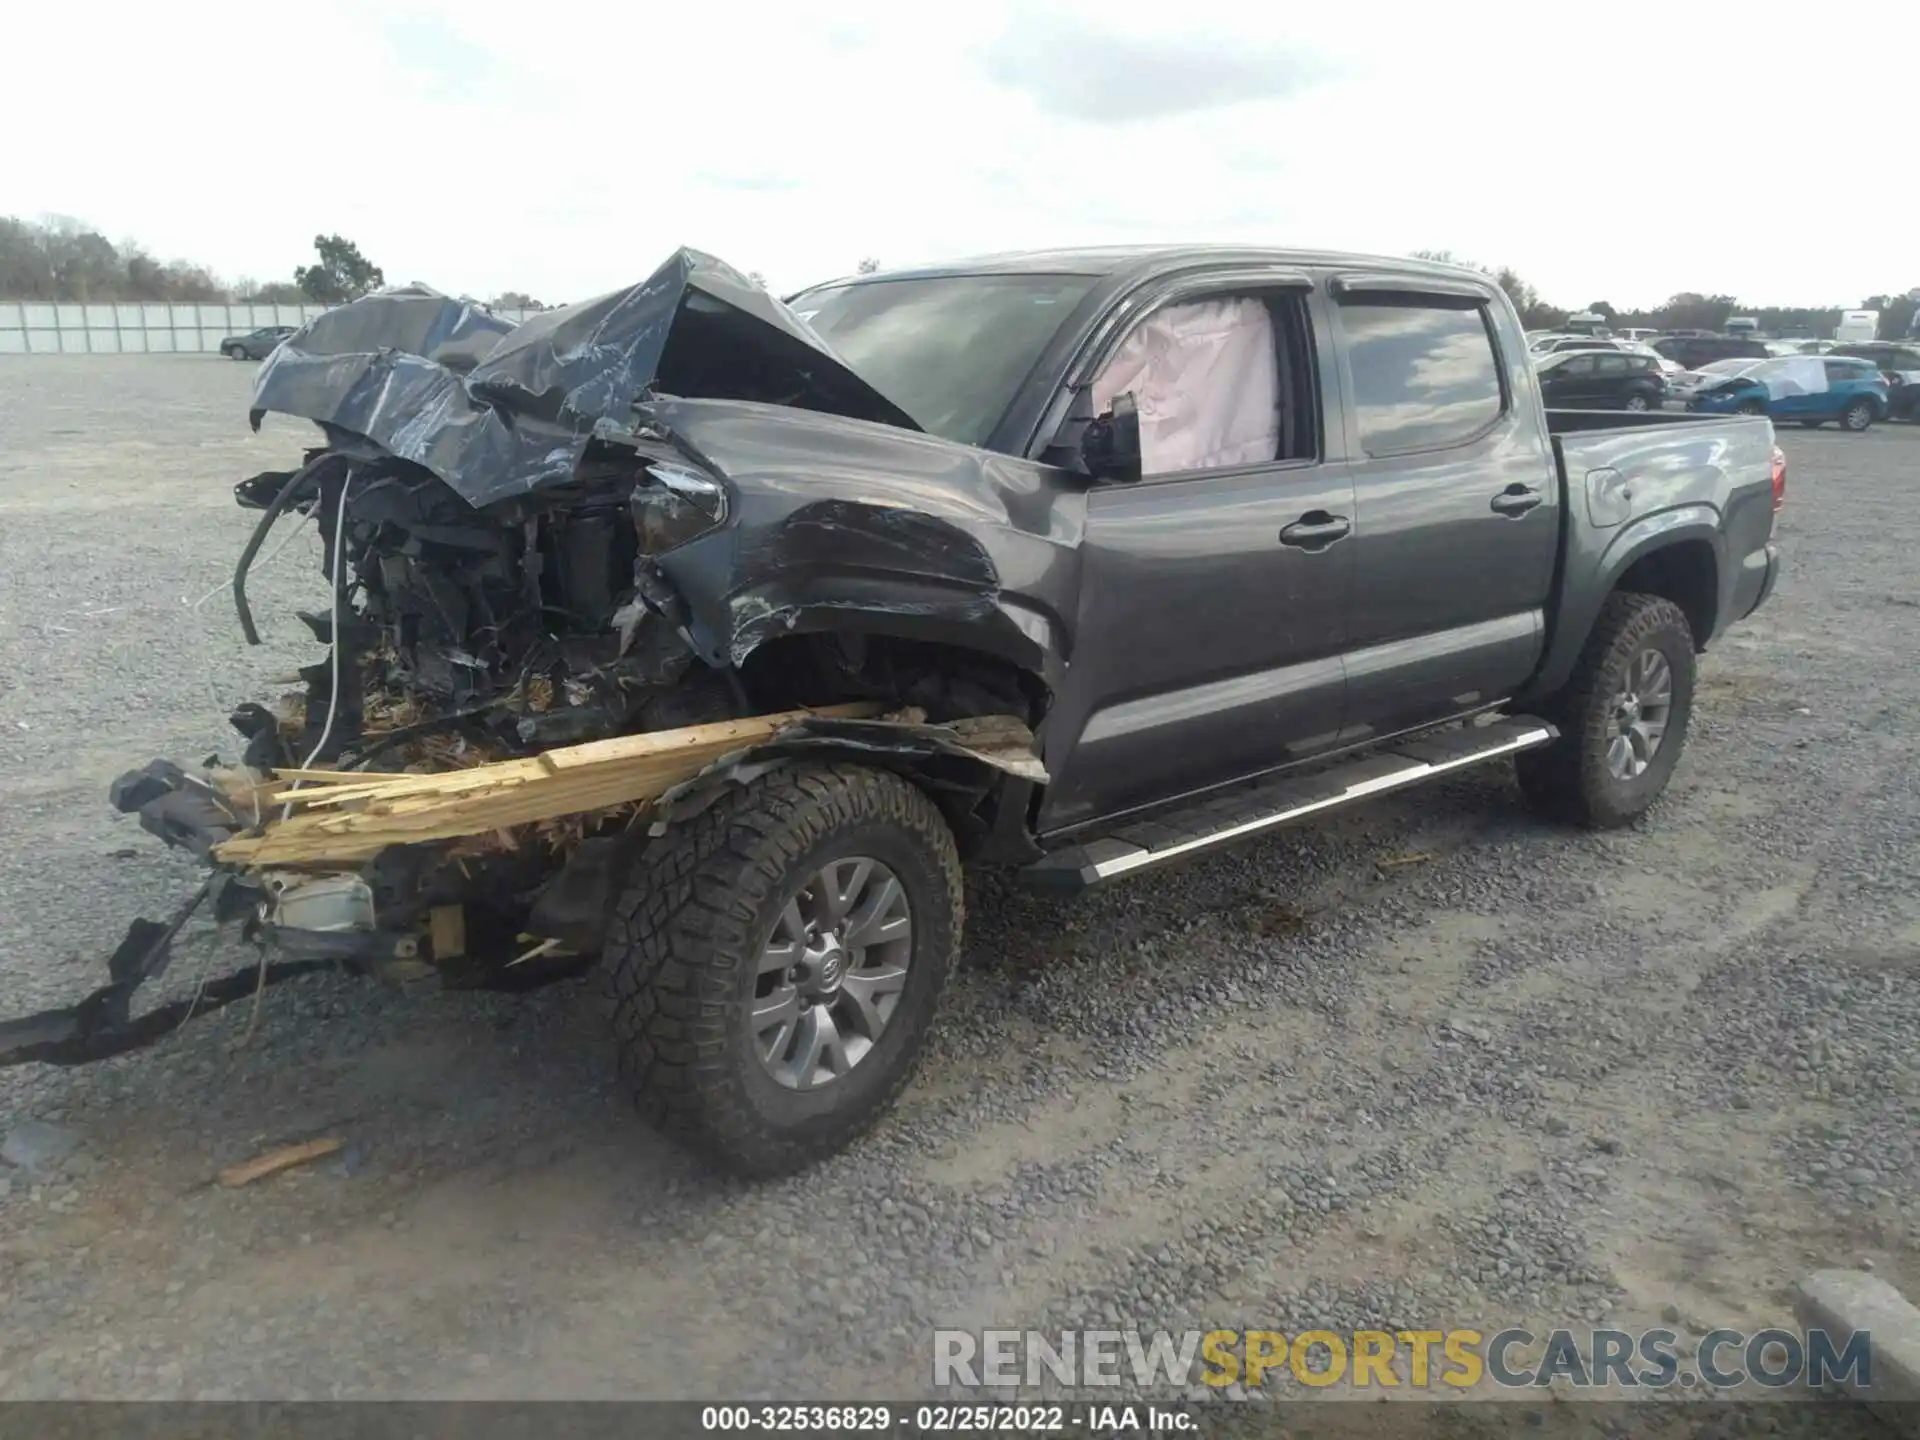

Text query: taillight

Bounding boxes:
[1771,445,1787,513]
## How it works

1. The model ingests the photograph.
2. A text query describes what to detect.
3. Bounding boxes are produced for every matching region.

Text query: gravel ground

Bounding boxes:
[1,356,1916,1408]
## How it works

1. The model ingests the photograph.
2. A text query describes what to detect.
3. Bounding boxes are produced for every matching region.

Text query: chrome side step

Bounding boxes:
[1020,717,1557,892]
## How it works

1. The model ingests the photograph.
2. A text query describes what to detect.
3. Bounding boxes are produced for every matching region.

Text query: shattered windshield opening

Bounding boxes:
[792,274,1097,449]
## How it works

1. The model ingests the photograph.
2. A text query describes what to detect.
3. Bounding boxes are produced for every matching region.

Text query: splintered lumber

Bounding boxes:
[213,704,884,868]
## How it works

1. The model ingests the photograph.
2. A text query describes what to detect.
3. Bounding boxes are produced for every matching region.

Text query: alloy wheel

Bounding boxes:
[1606,647,1673,781]
[750,857,913,1090]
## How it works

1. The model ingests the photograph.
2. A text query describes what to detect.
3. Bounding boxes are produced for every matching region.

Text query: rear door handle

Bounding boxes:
[1279,512,1351,550]
[1491,484,1543,517]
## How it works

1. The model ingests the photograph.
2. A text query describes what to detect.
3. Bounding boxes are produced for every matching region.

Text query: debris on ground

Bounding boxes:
[1375,851,1433,870]
[217,1137,346,1189]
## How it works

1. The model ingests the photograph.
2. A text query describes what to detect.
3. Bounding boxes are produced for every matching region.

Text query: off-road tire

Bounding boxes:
[1516,592,1696,829]
[602,762,962,1178]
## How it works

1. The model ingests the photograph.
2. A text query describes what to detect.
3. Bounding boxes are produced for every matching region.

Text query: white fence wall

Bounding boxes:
[0,302,539,354]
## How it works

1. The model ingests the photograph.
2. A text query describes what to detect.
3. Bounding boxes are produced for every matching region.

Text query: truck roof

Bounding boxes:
[811,245,1493,288]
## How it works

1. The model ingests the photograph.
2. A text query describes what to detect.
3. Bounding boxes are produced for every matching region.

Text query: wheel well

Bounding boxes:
[735,632,1049,729]
[1615,540,1717,649]
[730,632,1051,864]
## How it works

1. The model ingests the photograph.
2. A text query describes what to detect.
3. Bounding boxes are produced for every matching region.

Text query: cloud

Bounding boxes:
[380,12,500,99]
[979,12,1334,122]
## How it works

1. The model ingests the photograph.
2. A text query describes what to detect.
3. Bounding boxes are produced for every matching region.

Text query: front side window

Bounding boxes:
[1089,290,1317,477]
[1337,297,1505,455]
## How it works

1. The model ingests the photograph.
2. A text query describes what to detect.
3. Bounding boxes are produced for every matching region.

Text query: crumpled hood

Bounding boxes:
[248,248,922,508]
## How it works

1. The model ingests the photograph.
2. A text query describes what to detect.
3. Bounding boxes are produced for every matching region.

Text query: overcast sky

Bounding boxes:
[6,1,1914,308]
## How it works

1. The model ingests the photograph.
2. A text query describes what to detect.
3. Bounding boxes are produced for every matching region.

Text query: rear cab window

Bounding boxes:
[1333,294,1507,455]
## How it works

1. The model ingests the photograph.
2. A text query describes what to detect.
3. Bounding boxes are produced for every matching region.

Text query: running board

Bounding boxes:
[1020,717,1557,892]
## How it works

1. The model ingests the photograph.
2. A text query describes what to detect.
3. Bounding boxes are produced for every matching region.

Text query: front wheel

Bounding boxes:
[224,345,247,360]
[602,762,962,1177]
[1841,400,1874,432]
[1516,592,1696,829]
[1735,399,1766,416]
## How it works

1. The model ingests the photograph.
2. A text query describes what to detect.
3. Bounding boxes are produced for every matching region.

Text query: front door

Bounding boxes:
[1038,285,1355,834]
[1329,282,1561,743]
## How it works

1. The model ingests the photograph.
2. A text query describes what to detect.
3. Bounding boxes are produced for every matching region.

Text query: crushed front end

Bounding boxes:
[1,246,1050,1070]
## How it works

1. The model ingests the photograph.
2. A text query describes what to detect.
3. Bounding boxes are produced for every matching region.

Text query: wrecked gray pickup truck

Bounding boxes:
[0,245,1784,1177]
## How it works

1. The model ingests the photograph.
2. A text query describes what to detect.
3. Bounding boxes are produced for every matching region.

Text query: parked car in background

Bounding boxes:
[1687,355,1888,430]
[1536,347,1666,411]
[1653,334,1772,371]
[1616,327,1660,343]
[1667,357,1768,401]
[1618,342,1687,380]
[1535,336,1623,355]
[219,325,296,361]
[1828,342,1920,419]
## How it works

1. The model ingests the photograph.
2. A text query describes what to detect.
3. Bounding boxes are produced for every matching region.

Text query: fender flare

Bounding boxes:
[1526,506,1725,701]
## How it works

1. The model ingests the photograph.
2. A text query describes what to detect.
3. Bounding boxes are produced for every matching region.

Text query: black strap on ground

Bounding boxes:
[0,880,329,1068]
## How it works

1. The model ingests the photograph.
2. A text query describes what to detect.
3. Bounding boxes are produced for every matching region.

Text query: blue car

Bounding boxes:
[1688,355,1889,431]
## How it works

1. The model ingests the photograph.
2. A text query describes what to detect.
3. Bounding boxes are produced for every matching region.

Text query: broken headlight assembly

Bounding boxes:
[632,462,729,555]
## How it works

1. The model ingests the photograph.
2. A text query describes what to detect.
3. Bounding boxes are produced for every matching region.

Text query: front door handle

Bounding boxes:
[1279,512,1351,550]
[1491,484,1543,517]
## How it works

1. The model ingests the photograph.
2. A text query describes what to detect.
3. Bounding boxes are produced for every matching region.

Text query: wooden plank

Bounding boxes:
[217,1136,345,1188]
[536,704,878,771]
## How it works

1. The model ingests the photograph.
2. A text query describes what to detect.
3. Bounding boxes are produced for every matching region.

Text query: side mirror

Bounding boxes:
[1081,392,1143,483]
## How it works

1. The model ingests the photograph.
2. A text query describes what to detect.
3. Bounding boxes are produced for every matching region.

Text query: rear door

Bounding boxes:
[1593,352,1636,406]
[1039,279,1356,833]
[1540,353,1603,408]
[1329,277,1560,743]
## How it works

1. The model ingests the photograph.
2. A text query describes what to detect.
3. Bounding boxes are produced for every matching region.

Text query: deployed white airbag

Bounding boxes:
[1092,297,1279,474]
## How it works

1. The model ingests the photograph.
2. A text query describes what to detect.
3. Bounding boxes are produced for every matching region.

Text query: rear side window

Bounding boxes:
[1337,297,1506,456]
[1597,354,1630,375]
[1825,360,1876,384]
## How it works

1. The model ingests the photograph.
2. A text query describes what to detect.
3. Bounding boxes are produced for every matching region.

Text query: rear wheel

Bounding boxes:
[1516,593,1696,829]
[1841,399,1874,432]
[1623,393,1651,413]
[602,762,961,1177]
